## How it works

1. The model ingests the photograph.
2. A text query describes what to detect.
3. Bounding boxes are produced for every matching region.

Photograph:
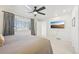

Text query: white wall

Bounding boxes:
[71,6,79,53]
[47,6,79,53]
[47,14,72,41]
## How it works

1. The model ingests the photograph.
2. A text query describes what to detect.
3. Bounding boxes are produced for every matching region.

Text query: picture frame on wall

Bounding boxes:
[49,20,64,28]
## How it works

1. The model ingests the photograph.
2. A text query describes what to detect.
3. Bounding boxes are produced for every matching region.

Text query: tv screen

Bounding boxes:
[49,20,64,28]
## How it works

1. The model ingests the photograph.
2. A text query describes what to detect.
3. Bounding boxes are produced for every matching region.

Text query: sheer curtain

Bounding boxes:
[14,16,31,35]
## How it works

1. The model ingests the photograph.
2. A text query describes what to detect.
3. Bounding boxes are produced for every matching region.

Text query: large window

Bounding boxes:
[14,16,31,35]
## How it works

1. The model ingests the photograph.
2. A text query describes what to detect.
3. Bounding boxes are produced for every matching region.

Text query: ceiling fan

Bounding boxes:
[28,6,46,16]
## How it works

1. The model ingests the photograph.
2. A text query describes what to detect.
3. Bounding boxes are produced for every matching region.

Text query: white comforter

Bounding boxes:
[0,35,53,54]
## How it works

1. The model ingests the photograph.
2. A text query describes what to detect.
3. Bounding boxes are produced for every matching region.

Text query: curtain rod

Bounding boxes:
[2,11,31,19]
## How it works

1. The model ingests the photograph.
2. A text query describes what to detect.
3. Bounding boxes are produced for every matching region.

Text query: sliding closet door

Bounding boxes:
[3,12,15,36]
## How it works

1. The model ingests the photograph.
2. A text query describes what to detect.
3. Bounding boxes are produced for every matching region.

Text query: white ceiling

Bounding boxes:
[13,5,75,20]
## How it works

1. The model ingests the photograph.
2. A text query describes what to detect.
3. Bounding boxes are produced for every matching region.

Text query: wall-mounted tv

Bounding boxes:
[49,20,64,28]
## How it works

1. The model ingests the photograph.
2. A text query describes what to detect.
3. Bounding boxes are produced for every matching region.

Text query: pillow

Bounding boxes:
[0,34,5,47]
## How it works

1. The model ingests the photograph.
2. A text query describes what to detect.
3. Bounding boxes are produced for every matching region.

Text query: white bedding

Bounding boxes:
[4,35,38,45]
[0,35,53,54]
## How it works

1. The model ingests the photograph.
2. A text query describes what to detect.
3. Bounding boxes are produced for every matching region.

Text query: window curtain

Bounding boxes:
[31,19,36,35]
[3,11,15,36]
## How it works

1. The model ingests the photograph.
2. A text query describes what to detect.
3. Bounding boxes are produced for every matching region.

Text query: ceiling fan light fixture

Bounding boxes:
[33,12,38,15]
[27,6,46,16]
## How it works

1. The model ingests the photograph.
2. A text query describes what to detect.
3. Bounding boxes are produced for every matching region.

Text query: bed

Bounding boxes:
[0,35,53,54]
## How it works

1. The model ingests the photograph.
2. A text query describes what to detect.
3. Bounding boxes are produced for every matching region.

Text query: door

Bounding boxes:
[37,21,47,37]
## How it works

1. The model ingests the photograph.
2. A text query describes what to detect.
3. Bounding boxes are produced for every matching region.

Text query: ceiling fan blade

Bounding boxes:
[38,12,45,15]
[33,6,37,12]
[37,6,46,11]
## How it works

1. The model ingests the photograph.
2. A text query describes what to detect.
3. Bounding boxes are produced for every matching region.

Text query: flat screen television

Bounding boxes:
[49,20,64,28]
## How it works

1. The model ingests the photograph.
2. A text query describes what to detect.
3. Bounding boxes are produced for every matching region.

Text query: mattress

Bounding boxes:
[0,35,53,54]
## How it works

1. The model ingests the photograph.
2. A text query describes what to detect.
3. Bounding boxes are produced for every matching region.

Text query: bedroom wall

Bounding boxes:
[0,6,4,34]
[47,14,72,41]
[71,6,79,53]
[47,6,79,53]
